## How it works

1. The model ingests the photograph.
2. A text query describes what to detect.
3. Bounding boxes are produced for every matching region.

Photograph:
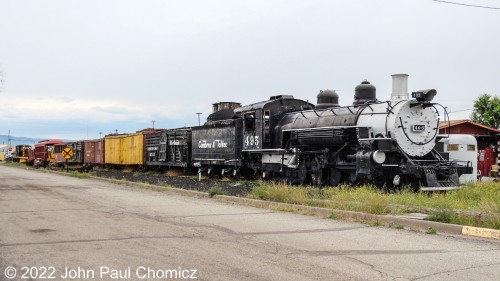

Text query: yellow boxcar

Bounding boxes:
[105,132,144,165]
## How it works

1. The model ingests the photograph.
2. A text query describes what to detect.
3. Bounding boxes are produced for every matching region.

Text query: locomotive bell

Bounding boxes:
[316,89,339,109]
[353,80,376,105]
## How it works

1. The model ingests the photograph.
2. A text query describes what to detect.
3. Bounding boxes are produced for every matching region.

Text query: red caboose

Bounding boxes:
[27,139,64,167]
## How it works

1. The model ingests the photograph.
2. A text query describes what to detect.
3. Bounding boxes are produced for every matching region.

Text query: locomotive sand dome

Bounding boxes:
[353,80,376,105]
[316,89,339,109]
[356,74,439,157]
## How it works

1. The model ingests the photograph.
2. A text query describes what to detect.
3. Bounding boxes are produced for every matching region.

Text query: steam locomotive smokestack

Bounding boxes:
[391,73,409,102]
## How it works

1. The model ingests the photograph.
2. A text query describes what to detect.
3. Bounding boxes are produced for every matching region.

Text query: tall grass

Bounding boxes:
[165,169,185,177]
[250,181,500,229]
[67,171,90,179]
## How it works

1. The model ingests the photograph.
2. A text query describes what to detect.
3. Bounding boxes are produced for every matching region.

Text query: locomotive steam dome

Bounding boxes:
[316,89,339,109]
[353,80,376,105]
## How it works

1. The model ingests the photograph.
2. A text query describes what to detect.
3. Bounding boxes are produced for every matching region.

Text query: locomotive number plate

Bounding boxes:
[412,124,426,132]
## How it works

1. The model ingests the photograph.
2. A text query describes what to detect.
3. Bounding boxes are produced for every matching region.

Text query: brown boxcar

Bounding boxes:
[67,141,85,164]
[84,139,105,165]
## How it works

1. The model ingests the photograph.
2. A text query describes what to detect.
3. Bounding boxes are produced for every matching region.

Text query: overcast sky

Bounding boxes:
[1,0,499,140]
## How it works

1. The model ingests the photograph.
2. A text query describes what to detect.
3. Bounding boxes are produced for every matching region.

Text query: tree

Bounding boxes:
[471,93,500,129]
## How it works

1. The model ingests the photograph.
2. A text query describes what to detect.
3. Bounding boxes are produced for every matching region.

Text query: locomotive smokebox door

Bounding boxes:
[243,111,262,149]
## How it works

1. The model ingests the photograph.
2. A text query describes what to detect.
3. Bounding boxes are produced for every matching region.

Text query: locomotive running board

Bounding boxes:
[420,186,461,191]
[282,125,362,132]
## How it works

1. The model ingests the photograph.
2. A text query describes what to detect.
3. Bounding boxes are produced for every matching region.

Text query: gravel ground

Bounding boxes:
[92,169,254,196]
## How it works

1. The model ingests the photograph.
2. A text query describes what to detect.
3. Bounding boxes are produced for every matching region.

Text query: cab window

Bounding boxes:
[244,113,255,131]
[263,110,270,142]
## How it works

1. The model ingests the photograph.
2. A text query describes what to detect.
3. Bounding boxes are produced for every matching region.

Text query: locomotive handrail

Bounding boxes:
[358,137,391,141]
[431,148,447,161]
[243,149,287,152]
[282,125,361,132]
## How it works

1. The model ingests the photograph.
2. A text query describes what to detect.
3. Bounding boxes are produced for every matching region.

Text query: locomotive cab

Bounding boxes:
[235,95,314,150]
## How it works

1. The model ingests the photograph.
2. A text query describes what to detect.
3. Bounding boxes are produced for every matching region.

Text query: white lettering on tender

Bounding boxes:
[198,140,228,149]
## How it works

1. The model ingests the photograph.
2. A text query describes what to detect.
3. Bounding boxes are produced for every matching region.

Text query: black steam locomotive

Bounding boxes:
[146,74,472,191]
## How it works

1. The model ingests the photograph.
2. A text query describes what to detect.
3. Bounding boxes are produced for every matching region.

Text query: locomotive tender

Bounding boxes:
[144,73,471,191]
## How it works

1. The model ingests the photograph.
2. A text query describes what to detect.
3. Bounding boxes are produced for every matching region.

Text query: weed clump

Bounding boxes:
[208,187,225,197]
[68,171,90,179]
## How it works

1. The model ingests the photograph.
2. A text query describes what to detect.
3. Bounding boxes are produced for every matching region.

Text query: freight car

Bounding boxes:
[144,102,244,172]
[54,141,85,167]
[145,128,191,168]
[83,139,105,166]
[105,129,159,167]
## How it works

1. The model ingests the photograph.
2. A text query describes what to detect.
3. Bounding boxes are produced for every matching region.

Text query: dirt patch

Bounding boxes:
[92,169,254,197]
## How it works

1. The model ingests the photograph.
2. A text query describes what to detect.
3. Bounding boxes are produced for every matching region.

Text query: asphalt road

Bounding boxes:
[0,165,499,281]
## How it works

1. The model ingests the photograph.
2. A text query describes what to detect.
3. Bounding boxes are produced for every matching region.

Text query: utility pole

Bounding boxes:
[151,121,156,129]
[196,113,202,126]
[7,130,11,158]
[99,132,102,139]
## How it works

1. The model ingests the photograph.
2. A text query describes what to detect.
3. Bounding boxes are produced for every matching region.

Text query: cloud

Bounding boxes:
[0,96,203,122]
[0,0,499,139]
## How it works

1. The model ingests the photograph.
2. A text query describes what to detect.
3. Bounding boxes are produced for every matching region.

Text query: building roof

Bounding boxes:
[439,120,500,133]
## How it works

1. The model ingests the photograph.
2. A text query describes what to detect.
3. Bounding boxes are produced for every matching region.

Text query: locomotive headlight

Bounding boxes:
[371,150,386,164]
[411,89,437,102]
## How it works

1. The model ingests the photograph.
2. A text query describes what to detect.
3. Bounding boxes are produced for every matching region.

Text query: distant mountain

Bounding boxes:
[0,135,42,147]
[0,135,75,148]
